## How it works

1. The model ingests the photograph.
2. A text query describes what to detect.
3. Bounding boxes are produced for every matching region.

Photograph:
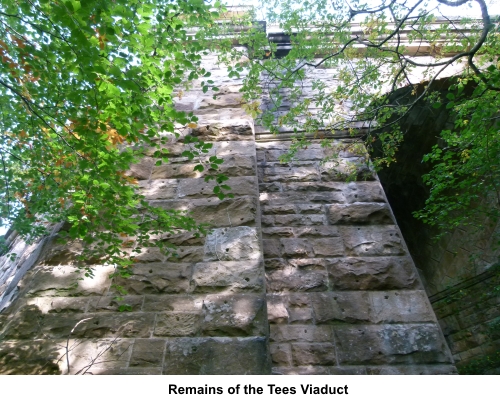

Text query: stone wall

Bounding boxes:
[0,54,456,375]
[256,137,454,374]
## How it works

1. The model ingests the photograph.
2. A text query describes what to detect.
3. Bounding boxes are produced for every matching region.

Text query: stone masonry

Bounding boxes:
[0,52,456,374]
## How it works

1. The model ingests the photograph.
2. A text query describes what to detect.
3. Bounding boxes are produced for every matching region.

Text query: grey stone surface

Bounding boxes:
[164,337,270,374]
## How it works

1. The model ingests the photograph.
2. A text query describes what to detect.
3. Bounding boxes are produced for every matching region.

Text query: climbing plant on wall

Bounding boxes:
[0,0,227,272]
[225,0,500,232]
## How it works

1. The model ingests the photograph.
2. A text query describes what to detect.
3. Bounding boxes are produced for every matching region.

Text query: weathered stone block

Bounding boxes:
[152,196,258,227]
[65,338,134,375]
[26,265,114,297]
[327,203,393,224]
[142,295,203,312]
[130,339,167,367]
[343,182,385,203]
[267,295,289,324]
[262,163,319,183]
[310,292,372,324]
[87,295,144,312]
[270,343,292,366]
[21,297,90,314]
[40,313,155,339]
[262,204,296,215]
[340,226,406,256]
[281,238,314,258]
[204,227,261,261]
[370,291,435,323]
[191,260,264,293]
[293,226,341,238]
[262,227,295,238]
[265,146,324,162]
[154,313,202,336]
[167,246,205,262]
[202,294,267,336]
[266,260,328,293]
[164,337,270,374]
[366,365,457,375]
[283,181,344,193]
[334,324,452,365]
[191,123,254,141]
[125,157,153,180]
[327,256,419,290]
[151,162,201,179]
[138,179,178,199]
[113,263,192,295]
[291,343,336,366]
[262,214,325,227]
[270,325,333,343]
[297,204,324,214]
[259,182,281,192]
[263,239,282,257]
[177,176,257,198]
[311,238,345,257]
[261,191,345,205]
[0,339,64,374]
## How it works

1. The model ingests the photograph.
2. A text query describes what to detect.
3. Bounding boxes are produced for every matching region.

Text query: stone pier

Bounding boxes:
[0,53,456,374]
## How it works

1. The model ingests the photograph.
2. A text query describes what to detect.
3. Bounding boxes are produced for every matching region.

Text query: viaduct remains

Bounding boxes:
[0,22,498,375]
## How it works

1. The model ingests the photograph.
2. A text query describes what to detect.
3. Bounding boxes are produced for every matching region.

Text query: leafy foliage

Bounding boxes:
[0,0,225,270]
[225,0,500,231]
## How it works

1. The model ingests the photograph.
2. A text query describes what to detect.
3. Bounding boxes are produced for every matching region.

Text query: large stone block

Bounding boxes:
[270,325,333,343]
[366,365,457,375]
[154,313,202,336]
[151,162,201,179]
[129,338,166,367]
[291,343,337,366]
[177,176,257,199]
[191,123,254,141]
[151,196,258,227]
[114,263,192,295]
[283,181,344,193]
[270,343,292,366]
[26,265,114,297]
[281,238,314,258]
[310,237,345,257]
[125,157,154,180]
[261,191,345,205]
[339,226,406,256]
[266,259,328,292]
[327,256,419,290]
[263,239,282,257]
[262,214,325,227]
[0,339,64,374]
[138,179,178,200]
[13,312,155,340]
[64,338,134,375]
[267,295,290,324]
[142,295,203,312]
[342,182,385,203]
[202,294,267,337]
[88,295,144,312]
[167,246,205,263]
[191,260,264,293]
[204,227,261,261]
[370,291,435,323]
[310,292,371,324]
[262,163,319,183]
[334,324,452,365]
[327,203,393,224]
[164,337,270,374]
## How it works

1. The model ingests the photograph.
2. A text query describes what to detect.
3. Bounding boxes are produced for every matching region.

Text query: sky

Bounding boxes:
[224,0,500,20]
